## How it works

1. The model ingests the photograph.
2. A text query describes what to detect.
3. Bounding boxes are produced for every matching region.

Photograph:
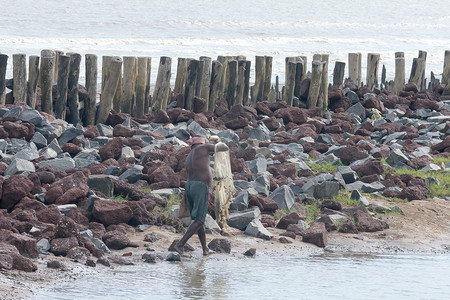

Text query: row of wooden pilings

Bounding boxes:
[0,50,450,126]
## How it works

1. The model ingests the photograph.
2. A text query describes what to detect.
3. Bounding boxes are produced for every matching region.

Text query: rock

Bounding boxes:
[102,230,137,250]
[168,239,195,252]
[4,158,36,176]
[13,142,40,161]
[142,253,157,263]
[301,222,327,247]
[350,190,370,206]
[340,146,369,165]
[361,181,386,193]
[248,123,271,142]
[268,185,295,210]
[92,199,133,226]
[127,201,157,226]
[55,187,87,205]
[343,207,389,232]
[67,247,90,260]
[246,156,267,174]
[88,175,114,197]
[228,208,261,230]
[244,219,273,240]
[99,137,123,161]
[230,191,249,211]
[37,157,76,171]
[336,166,358,184]
[207,238,231,253]
[346,102,366,121]
[37,238,51,253]
[58,126,84,145]
[243,248,256,257]
[54,216,80,239]
[351,160,384,176]
[386,148,409,167]
[166,252,181,262]
[113,124,134,137]
[61,143,82,156]
[118,165,143,184]
[1,175,34,210]
[47,260,66,269]
[276,212,305,229]
[50,237,79,256]
[254,175,270,197]
[314,181,340,199]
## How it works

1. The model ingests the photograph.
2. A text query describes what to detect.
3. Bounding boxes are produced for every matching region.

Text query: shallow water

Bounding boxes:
[31,253,450,299]
[1,0,450,83]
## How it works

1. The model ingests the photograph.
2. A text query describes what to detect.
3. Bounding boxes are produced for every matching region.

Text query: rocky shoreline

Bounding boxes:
[0,80,449,298]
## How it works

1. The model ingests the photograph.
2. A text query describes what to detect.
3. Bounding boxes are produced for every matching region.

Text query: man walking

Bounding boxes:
[174,136,228,256]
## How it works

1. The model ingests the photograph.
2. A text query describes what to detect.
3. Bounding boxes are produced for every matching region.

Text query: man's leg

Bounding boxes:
[174,220,203,254]
[197,224,214,256]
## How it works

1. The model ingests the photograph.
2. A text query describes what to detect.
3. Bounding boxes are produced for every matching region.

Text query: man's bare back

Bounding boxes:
[185,143,215,185]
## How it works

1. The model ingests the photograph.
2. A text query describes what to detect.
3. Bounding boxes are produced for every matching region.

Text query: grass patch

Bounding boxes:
[305,202,321,224]
[306,162,343,175]
[384,167,450,199]
[162,193,182,217]
[331,190,360,206]
[433,157,450,165]
[139,186,153,194]
[111,194,129,203]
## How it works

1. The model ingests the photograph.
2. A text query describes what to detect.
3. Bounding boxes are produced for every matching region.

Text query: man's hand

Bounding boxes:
[209,135,221,144]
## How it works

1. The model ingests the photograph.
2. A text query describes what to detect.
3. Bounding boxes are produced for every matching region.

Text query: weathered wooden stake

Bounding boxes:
[96,56,122,124]
[243,60,251,106]
[366,53,380,90]
[135,57,147,118]
[234,60,246,106]
[226,60,238,108]
[263,56,273,101]
[112,65,122,113]
[120,56,137,114]
[409,57,426,90]
[13,54,27,104]
[443,50,450,85]
[27,55,40,109]
[144,57,152,114]
[393,52,405,95]
[293,61,304,99]
[184,59,199,111]
[152,56,172,111]
[174,58,191,95]
[332,61,345,88]
[198,56,211,110]
[314,54,329,111]
[253,56,266,103]
[53,50,64,83]
[284,61,297,106]
[67,53,81,125]
[348,53,362,86]
[208,60,224,112]
[40,52,55,114]
[419,50,427,90]
[55,55,70,120]
[307,60,323,109]
[0,54,7,105]
[84,54,98,125]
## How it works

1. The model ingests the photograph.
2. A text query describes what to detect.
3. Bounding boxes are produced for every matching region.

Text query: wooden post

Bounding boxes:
[293,60,304,99]
[96,56,122,124]
[393,52,405,95]
[144,57,152,114]
[55,55,70,120]
[84,54,97,125]
[184,59,199,111]
[443,81,450,96]
[366,53,380,90]
[315,54,329,111]
[226,60,238,108]
[217,56,231,100]
[253,56,266,103]
[135,57,147,118]
[419,50,427,90]
[13,54,27,104]
[120,56,137,114]
[53,50,64,83]
[234,60,246,106]
[152,56,171,111]
[40,53,55,114]
[442,50,450,85]
[243,60,251,106]
[381,64,387,86]
[67,53,81,125]
[307,60,323,109]
[208,60,224,112]
[198,56,211,109]
[275,75,280,101]
[0,54,7,105]
[112,64,122,112]
[174,58,191,95]
[284,61,297,106]
[409,57,426,91]
[27,55,39,109]
[332,61,345,88]
[263,56,273,101]
[348,53,362,86]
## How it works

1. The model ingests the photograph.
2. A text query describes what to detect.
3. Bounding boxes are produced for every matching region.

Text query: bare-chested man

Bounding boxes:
[174,136,229,256]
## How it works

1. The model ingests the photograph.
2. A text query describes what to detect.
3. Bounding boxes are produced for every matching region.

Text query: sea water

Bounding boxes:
[31,253,450,299]
[1,0,450,84]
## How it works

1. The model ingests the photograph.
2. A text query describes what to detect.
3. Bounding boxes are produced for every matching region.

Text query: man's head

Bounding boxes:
[187,136,205,146]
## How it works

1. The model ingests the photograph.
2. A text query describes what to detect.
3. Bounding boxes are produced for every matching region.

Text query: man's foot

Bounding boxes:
[203,249,215,256]
[173,242,184,255]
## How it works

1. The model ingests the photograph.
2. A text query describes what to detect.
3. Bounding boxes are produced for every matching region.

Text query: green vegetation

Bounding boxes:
[274,208,290,221]
[111,194,129,203]
[306,161,344,175]
[433,157,450,165]
[384,167,449,199]
[139,186,153,194]
[162,193,182,217]
[305,202,321,223]
[331,190,360,206]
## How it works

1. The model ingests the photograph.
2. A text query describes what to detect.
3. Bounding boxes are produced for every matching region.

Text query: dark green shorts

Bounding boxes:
[185,181,209,223]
